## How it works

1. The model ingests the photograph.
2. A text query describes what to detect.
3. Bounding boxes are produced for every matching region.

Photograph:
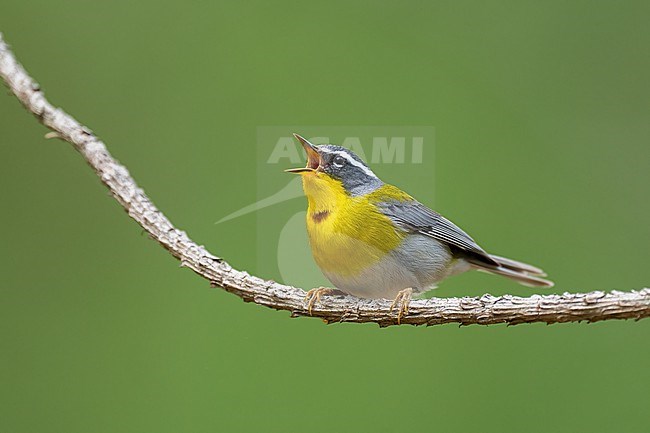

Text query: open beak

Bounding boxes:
[285,133,320,174]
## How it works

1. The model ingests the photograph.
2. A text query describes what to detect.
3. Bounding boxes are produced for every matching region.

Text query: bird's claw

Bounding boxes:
[304,287,336,315]
[390,288,413,324]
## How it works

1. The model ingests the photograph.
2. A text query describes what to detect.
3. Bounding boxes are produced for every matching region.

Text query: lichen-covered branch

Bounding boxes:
[1,33,648,327]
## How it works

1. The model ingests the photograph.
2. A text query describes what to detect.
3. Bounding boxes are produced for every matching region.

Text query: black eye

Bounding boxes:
[332,156,346,168]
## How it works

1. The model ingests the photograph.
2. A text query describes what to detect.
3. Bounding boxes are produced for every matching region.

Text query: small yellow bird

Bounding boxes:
[286,134,553,322]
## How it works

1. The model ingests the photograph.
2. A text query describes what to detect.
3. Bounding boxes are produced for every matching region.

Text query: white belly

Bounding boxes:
[321,234,470,299]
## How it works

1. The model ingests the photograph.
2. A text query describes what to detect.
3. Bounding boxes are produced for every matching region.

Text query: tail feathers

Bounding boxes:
[466,254,553,287]
[472,264,554,288]
[488,254,547,277]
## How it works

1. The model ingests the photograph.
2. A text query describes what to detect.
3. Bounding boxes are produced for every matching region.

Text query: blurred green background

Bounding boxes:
[1,1,649,432]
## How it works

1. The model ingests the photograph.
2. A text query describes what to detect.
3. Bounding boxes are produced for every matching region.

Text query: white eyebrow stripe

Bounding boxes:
[320,148,377,178]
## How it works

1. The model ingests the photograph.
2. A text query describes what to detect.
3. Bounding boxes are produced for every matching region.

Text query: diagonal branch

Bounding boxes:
[1,33,648,327]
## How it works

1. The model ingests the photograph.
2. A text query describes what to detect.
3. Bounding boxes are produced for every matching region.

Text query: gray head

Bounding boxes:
[286,134,384,196]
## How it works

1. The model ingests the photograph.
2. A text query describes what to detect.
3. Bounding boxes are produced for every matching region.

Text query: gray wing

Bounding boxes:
[378,199,499,266]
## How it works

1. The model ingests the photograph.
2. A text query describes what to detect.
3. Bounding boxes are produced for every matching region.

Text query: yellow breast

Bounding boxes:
[301,173,407,277]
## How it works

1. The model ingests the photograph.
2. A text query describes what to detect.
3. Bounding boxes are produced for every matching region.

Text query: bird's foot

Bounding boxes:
[304,287,337,315]
[390,288,414,324]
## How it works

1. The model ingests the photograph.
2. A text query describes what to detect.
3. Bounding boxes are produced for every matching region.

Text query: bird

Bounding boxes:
[285,133,553,323]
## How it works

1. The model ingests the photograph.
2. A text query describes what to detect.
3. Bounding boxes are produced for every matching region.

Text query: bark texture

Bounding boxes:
[2,33,649,327]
